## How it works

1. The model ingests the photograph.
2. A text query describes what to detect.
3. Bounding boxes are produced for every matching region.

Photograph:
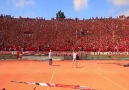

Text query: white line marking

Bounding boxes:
[85,65,127,90]
[47,68,56,90]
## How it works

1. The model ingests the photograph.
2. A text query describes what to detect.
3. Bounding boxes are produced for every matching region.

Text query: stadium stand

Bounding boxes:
[1,14,129,60]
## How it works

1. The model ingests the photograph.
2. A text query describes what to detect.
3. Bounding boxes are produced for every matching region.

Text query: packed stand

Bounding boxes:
[0,14,129,53]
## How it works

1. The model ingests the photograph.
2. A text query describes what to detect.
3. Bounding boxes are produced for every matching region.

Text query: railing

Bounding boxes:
[1,51,129,56]
[1,51,129,60]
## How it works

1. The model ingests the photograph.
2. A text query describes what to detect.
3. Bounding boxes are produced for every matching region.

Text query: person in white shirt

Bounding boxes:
[49,50,52,65]
[72,51,77,67]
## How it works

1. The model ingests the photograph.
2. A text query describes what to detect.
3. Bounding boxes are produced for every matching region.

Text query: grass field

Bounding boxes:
[0,59,129,90]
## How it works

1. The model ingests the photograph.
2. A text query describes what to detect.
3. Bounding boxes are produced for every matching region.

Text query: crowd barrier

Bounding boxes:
[0,51,129,60]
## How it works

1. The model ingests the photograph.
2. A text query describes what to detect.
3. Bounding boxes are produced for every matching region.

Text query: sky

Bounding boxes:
[0,0,129,19]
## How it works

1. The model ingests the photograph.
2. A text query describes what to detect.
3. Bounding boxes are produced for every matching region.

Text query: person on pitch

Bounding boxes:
[72,50,77,68]
[48,49,53,65]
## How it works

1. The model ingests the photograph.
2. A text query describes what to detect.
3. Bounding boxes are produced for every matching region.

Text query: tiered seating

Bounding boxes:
[0,14,129,52]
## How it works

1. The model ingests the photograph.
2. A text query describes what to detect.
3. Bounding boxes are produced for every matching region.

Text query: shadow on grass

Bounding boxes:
[76,66,85,68]
[51,65,61,66]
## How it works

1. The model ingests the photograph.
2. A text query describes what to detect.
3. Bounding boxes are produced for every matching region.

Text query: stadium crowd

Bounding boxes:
[0,14,129,52]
